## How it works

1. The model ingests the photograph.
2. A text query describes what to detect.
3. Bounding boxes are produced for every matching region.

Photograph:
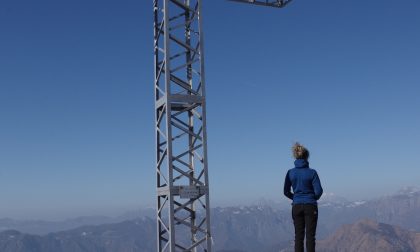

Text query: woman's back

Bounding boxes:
[284,159,323,205]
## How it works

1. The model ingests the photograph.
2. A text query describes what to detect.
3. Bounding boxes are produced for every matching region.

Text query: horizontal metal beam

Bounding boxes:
[227,0,293,8]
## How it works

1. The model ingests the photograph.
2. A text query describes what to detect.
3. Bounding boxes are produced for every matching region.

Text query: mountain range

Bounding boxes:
[317,219,420,252]
[2,218,420,252]
[0,218,155,252]
[278,219,420,252]
[1,187,419,251]
[0,208,155,235]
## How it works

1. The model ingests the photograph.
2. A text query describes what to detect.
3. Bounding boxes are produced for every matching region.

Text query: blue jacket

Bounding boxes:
[284,159,323,205]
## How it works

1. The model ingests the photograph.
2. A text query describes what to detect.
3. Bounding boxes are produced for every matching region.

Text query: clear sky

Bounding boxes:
[0,0,419,220]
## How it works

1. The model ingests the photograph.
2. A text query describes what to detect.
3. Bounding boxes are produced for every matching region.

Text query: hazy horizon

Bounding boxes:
[2,185,418,221]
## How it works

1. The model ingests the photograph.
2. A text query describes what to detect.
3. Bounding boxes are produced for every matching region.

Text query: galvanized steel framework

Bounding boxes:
[153,0,293,251]
[154,0,211,251]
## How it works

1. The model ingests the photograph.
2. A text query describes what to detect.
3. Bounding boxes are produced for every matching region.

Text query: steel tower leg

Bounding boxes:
[154,0,212,251]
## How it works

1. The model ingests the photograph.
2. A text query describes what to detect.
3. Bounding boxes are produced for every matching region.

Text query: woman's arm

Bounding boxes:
[312,171,323,200]
[284,170,294,200]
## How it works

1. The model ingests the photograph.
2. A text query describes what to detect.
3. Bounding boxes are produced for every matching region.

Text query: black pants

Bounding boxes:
[292,204,318,252]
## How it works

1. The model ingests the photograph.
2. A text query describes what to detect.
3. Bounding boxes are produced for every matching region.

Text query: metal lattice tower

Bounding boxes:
[153,0,292,251]
[154,0,211,251]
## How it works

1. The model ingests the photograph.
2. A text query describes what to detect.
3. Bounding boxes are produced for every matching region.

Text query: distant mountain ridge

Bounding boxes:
[317,186,420,236]
[0,208,155,235]
[0,218,156,252]
[279,220,420,252]
[318,219,420,252]
[1,187,419,251]
[2,218,420,252]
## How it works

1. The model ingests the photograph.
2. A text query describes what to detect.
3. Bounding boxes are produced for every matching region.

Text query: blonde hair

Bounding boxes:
[292,142,310,160]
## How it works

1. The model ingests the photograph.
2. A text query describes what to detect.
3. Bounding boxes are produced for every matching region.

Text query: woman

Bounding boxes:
[284,142,323,252]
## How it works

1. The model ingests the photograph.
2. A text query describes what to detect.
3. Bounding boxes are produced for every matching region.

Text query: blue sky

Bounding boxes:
[0,0,419,220]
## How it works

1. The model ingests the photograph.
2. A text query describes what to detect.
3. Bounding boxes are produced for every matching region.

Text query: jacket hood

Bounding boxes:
[294,159,309,168]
